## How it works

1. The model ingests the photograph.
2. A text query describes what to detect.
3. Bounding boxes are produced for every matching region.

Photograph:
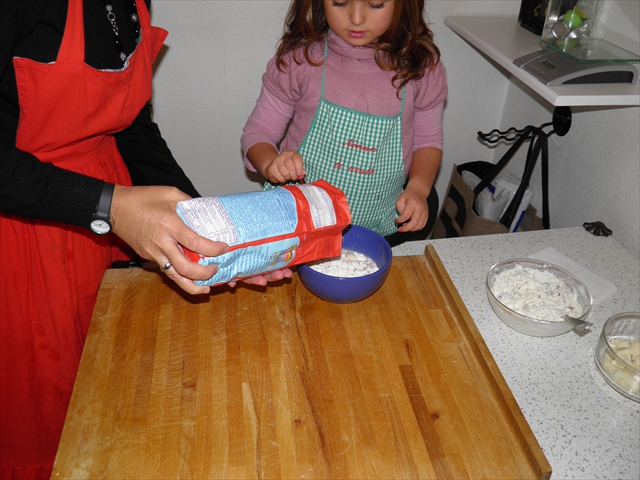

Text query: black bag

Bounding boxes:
[433,126,550,239]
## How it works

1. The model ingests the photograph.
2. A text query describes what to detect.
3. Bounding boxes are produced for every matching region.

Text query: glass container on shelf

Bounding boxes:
[540,0,639,62]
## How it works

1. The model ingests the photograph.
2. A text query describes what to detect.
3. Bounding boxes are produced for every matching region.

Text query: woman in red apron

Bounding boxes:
[0,1,171,476]
[0,1,289,477]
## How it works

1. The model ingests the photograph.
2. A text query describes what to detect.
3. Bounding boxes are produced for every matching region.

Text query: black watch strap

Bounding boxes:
[90,182,115,235]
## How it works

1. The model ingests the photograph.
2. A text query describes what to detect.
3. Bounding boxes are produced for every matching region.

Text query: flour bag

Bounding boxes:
[177,180,352,286]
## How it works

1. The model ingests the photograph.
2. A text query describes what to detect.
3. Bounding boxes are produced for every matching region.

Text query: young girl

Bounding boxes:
[241,0,447,246]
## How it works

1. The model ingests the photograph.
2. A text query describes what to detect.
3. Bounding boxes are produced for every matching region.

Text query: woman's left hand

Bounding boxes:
[231,268,293,288]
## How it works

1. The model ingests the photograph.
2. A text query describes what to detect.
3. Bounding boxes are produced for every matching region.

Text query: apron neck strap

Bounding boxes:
[320,37,329,100]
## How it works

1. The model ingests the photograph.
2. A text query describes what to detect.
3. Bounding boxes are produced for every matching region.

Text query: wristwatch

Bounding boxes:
[90,182,115,235]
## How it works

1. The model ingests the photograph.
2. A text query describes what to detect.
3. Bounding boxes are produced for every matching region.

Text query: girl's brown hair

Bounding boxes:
[276,0,441,91]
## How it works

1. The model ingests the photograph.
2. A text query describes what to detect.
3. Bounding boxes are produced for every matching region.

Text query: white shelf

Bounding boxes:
[444,16,640,107]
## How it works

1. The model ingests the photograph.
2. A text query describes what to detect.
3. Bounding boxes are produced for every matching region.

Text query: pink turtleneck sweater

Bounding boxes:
[241,32,448,177]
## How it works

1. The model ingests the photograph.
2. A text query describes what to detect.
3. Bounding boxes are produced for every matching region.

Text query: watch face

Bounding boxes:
[91,219,111,235]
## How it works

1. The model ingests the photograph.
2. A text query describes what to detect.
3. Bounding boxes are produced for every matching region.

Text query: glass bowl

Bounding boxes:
[486,258,592,337]
[594,312,640,402]
[297,225,392,304]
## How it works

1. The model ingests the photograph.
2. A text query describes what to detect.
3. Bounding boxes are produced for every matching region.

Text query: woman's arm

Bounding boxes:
[115,105,200,198]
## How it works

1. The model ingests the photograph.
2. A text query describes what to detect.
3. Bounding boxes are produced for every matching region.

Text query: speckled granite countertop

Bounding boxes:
[392,227,640,479]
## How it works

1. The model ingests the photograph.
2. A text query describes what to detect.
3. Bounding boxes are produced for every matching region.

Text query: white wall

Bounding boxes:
[150,0,639,258]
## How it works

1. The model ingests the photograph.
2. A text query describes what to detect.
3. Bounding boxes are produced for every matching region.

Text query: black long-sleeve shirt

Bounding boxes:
[0,0,199,229]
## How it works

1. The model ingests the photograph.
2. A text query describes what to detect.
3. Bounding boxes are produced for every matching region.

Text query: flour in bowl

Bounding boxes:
[491,264,582,321]
[308,250,379,277]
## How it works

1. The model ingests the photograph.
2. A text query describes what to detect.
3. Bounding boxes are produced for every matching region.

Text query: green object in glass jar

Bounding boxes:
[563,9,583,29]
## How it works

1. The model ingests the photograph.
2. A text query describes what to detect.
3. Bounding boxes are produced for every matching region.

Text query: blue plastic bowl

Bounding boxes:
[297,225,392,303]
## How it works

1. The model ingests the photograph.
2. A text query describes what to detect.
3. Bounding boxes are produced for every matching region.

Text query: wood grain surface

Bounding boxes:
[52,246,551,479]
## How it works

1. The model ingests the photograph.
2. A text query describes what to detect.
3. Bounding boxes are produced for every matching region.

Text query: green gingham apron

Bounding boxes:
[265,38,406,237]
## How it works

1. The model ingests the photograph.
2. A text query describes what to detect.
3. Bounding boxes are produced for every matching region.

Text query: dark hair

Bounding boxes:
[275,0,441,91]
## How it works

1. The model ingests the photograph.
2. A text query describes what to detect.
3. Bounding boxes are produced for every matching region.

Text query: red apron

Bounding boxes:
[0,1,167,477]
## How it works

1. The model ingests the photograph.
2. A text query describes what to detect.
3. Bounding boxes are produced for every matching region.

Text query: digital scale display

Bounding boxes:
[539,60,557,70]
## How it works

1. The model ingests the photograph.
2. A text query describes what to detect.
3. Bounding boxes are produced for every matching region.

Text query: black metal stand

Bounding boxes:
[478,106,572,144]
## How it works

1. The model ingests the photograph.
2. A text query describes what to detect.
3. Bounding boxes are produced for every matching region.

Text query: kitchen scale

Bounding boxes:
[514,40,639,86]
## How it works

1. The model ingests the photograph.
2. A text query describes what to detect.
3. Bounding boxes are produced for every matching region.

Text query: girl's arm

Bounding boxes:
[241,87,304,183]
[395,147,442,232]
[241,86,295,169]
[395,67,447,232]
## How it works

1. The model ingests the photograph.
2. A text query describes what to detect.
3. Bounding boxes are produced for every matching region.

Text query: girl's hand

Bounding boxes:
[263,150,305,184]
[395,188,429,233]
[396,147,442,233]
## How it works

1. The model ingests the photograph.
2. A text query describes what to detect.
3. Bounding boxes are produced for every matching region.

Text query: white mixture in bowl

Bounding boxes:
[491,264,582,322]
[308,250,379,277]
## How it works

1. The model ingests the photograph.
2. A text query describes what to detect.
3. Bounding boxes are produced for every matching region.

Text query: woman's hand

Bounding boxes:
[232,268,293,288]
[110,185,226,295]
[110,185,293,294]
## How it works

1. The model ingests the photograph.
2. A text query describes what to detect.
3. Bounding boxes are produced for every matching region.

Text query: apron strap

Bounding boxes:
[320,37,329,100]
[57,0,85,64]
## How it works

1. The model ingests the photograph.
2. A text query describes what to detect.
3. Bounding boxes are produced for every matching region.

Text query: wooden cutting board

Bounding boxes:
[53,246,551,479]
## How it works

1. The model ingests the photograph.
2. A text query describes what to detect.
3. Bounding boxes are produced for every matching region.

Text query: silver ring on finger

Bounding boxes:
[161,262,172,273]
